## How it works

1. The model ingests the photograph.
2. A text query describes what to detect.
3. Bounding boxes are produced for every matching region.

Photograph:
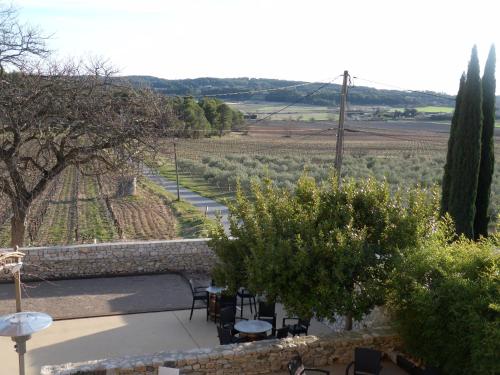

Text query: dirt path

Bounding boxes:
[143,166,230,234]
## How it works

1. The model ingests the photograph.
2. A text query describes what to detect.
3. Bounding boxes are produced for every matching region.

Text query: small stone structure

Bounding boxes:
[0,239,214,282]
[41,326,402,375]
[116,176,137,196]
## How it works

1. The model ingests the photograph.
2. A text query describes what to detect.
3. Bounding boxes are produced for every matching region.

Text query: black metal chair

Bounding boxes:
[254,301,277,335]
[282,317,310,336]
[345,347,382,375]
[216,326,245,345]
[288,355,330,375]
[276,326,290,339]
[219,306,236,331]
[188,279,208,320]
[396,355,439,375]
[216,294,237,323]
[237,287,257,318]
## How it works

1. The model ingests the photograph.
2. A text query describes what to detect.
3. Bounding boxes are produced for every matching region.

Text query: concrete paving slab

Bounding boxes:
[0,311,217,375]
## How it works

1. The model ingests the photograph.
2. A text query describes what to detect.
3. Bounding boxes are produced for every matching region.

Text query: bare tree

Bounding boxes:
[0,4,49,74]
[0,60,169,246]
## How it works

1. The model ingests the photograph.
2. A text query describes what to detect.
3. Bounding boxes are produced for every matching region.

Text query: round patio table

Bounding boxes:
[206,286,225,294]
[234,320,272,341]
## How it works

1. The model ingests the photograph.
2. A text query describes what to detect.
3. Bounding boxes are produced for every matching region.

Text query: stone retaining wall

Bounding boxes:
[41,326,402,375]
[0,239,215,282]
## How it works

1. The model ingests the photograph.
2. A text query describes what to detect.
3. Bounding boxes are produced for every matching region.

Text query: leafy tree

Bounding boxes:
[216,103,233,136]
[444,46,483,239]
[199,97,219,126]
[387,229,499,375]
[441,73,465,216]
[474,45,496,238]
[231,109,244,127]
[126,76,455,107]
[210,176,438,330]
[180,97,210,137]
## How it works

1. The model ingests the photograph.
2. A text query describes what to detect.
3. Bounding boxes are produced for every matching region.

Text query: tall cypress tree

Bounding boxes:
[441,73,466,216]
[447,46,483,239]
[474,45,496,238]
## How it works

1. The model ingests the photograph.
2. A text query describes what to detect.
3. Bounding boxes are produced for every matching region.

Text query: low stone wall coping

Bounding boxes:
[40,326,402,375]
[0,238,210,253]
[0,239,215,282]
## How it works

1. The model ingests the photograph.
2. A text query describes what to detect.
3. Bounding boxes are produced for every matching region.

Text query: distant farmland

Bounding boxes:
[156,119,500,224]
[229,102,337,121]
[228,101,455,122]
[0,168,210,247]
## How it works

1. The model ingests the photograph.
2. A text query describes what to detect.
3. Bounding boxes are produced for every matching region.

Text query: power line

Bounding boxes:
[244,75,343,125]
[190,80,333,99]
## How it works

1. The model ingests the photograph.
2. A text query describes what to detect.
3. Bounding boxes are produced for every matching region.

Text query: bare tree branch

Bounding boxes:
[0,5,49,74]
[0,59,172,246]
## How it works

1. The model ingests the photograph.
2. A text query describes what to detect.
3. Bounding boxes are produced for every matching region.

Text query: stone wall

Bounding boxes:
[41,326,402,375]
[0,239,215,282]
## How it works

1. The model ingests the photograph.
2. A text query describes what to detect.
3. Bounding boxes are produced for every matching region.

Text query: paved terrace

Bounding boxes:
[0,275,406,375]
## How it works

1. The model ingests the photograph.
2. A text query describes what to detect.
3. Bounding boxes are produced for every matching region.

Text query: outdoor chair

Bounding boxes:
[267,326,289,340]
[345,347,382,375]
[282,317,310,336]
[237,287,257,318]
[219,306,236,331]
[254,300,277,335]
[276,326,290,339]
[396,355,439,375]
[216,294,237,322]
[218,294,237,311]
[188,279,209,321]
[217,326,243,345]
[287,355,330,375]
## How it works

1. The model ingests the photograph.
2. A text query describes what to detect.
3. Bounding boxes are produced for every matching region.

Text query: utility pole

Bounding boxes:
[335,70,349,185]
[173,141,180,201]
[14,246,22,312]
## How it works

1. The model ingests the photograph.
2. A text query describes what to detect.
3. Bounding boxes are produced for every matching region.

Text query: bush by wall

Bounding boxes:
[387,229,500,375]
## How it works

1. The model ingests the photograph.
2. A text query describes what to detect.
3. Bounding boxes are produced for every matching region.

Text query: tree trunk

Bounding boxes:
[11,206,28,248]
[345,312,353,331]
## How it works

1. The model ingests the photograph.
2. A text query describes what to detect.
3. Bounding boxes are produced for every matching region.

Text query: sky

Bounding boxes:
[14,0,500,95]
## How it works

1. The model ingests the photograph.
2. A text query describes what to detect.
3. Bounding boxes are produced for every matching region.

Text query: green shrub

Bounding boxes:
[387,230,500,375]
[210,175,439,329]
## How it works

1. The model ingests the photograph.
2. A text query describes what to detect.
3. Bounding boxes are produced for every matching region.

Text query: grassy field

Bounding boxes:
[228,101,337,121]
[0,167,211,247]
[229,101,458,122]
[415,106,454,113]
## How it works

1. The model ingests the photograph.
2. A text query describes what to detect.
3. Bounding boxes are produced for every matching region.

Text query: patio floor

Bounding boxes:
[0,307,407,375]
[0,305,335,375]
[0,274,407,374]
[0,273,205,319]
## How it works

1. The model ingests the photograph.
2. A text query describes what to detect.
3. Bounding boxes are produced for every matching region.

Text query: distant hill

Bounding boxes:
[124,76,462,107]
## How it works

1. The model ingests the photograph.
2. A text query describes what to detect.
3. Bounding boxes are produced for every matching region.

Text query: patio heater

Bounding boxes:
[0,249,53,375]
[0,312,53,375]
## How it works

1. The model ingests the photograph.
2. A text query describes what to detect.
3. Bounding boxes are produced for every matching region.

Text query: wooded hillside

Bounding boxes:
[125,76,464,107]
